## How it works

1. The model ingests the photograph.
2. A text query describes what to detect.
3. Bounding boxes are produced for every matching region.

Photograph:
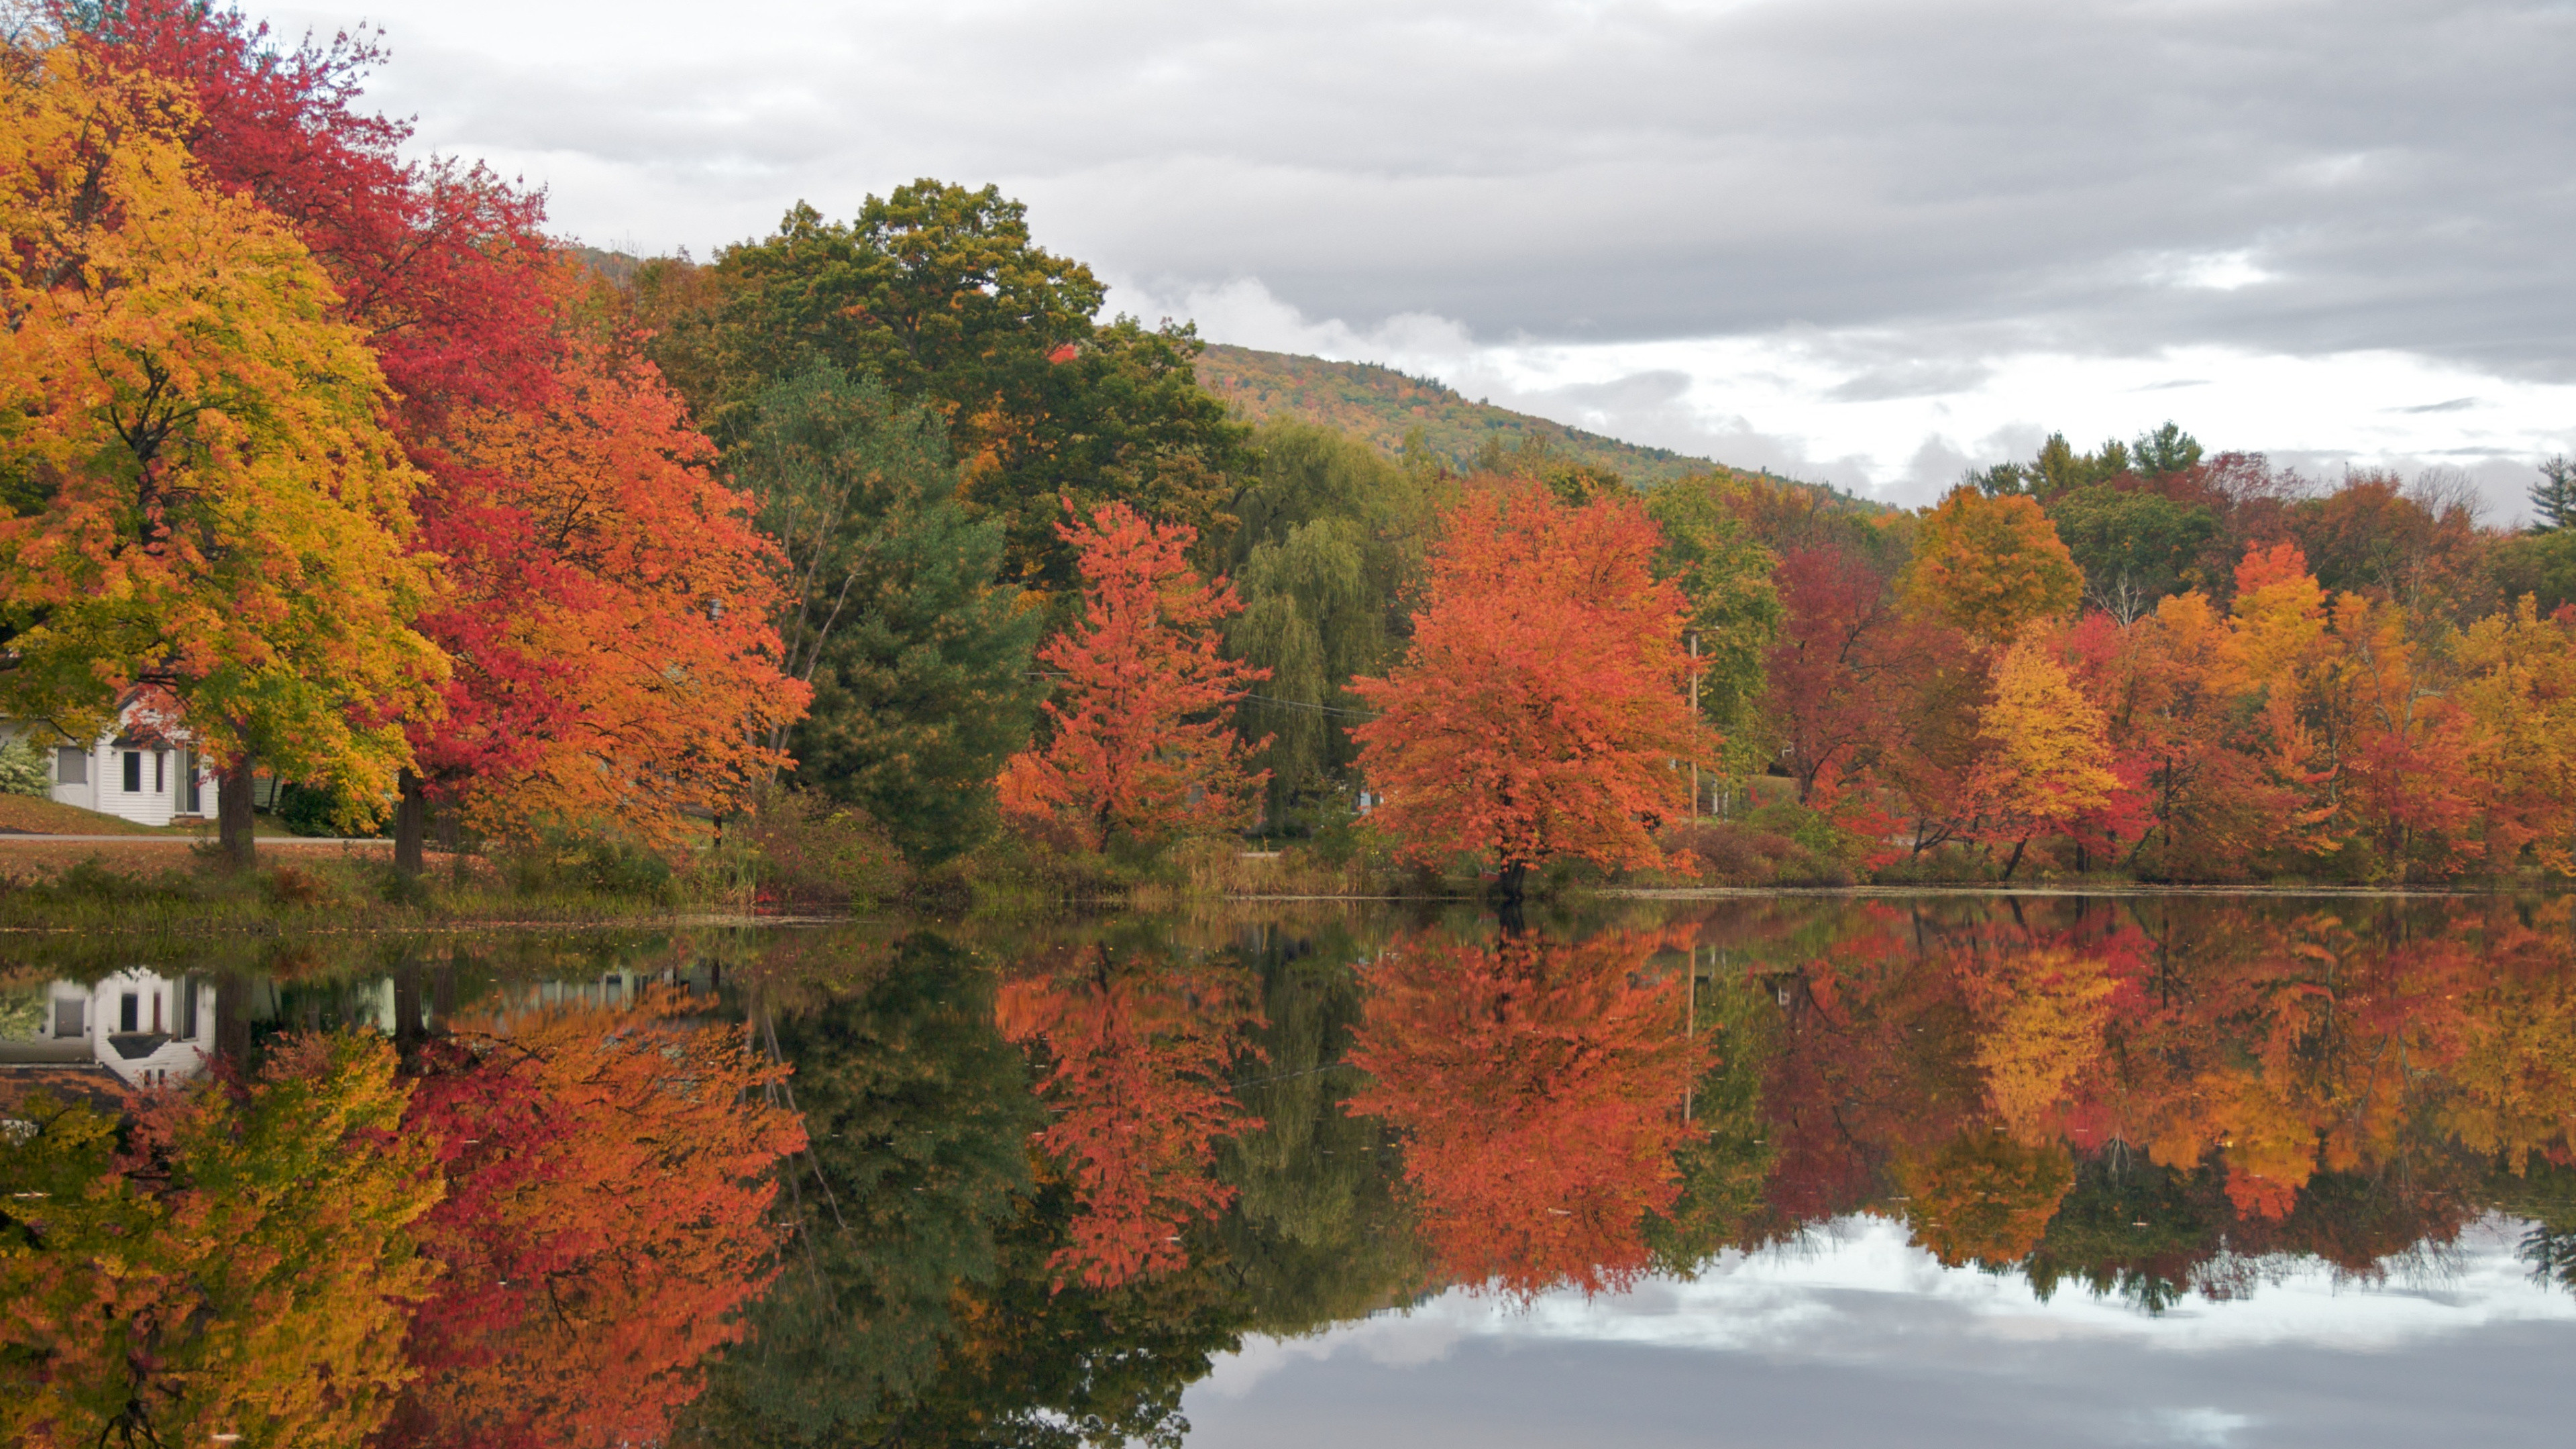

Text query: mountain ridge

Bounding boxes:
[1189,341,1793,490]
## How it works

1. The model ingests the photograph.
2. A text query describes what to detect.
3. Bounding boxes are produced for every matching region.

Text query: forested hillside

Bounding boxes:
[1193,343,1779,489]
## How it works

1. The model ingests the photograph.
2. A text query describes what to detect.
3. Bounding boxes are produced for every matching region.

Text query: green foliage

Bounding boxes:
[1218,422,1434,820]
[1647,967,1784,1272]
[1644,472,1784,778]
[2492,526,2576,616]
[689,935,1040,1444]
[1970,423,2201,500]
[1214,925,1426,1334]
[735,368,1042,865]
[276,780,347,837]
[2045,484,2220,617]
[655,181,1249,594]
[2530,455,2576,534]
[743,790,906,908]
[0,735,48,797]
[502,828,676,902]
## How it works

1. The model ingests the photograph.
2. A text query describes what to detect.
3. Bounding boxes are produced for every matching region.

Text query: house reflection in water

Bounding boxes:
[1,969,217,1091]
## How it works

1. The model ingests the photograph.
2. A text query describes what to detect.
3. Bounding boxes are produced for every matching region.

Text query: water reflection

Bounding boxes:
[2,896,2575,1446]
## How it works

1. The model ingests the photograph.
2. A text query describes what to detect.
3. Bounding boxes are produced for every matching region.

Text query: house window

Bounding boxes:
[54,998,84,1038]
[119,994,139,1032]
[123,751,142,792]
[180,750,201,813]
[57,748,87,786]
[154,750,165,793]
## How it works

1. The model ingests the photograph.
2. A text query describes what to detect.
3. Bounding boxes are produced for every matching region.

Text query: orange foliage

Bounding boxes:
[1907,487,2082,643]
[997,946,1265,1289]
[0,40,443,793]
[390,991,804,1449]
[1350,485,1705,883]
[1344,928,1711,1296]
[998,501,1269,849]
[427,322,806,842]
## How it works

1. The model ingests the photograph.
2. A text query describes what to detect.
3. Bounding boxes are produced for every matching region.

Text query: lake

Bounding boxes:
[5,893,2575,1447]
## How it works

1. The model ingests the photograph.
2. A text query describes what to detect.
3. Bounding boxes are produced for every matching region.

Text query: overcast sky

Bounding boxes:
[270,0,2576,511]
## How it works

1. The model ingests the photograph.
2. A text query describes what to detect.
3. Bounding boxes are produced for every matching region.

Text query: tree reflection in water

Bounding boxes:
[7,897,2576,1446]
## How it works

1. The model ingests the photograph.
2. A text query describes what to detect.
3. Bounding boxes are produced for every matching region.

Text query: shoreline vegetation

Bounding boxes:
[9,6,2576,933]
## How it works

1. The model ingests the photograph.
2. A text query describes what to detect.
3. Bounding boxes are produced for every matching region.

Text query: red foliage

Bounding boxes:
[390,993,804,1449]
[72,0,559,427]
[411,319,806,835]
[1345,927,1712,1297]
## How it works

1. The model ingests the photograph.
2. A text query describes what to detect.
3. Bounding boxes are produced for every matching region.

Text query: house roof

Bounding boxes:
[0,1064,129,1118]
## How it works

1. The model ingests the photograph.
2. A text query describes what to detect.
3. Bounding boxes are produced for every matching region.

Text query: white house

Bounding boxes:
[0,968,217,1090]
[21,686,218,828]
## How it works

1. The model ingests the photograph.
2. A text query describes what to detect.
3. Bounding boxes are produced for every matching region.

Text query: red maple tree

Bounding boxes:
[1350,484,1705,892]
[998,502,1269,849]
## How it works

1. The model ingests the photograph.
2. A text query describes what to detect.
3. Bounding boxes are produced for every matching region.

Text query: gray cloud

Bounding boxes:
[321,0,2574,382]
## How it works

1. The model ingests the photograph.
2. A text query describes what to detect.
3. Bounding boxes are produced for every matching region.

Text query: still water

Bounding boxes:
[6,894,2576,1447]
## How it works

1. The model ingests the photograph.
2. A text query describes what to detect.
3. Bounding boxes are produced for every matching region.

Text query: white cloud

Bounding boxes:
[1201,1214,2576,1403]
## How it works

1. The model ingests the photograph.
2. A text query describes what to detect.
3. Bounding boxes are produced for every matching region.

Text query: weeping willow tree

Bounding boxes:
[1217,423,1438,825]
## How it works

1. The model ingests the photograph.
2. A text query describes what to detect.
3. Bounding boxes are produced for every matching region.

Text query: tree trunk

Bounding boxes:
[2000,835,2030,881]
[1494,859,1530,902]
[391,956,425,1067]
[214,973,254,1069]
[217,757,257,869]
[393,769,427,877]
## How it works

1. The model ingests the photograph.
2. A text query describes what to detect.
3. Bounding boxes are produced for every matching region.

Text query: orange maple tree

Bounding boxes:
[996,945,1265,1289]
[998,502,1269,850]
[1344,927,1711,1297]
[1906,486,2083,644]
[388,991,804,1449]
[1350,484,1706,892]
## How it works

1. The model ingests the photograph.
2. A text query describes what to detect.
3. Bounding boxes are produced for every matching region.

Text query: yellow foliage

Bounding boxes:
[0,39,443,794]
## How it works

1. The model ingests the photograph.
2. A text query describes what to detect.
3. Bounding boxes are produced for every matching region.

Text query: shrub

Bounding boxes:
[502,828,676,902]
[0,736,49,798]
[742,792,904,908]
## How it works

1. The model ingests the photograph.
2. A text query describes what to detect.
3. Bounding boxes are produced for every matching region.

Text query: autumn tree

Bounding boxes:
[998,502,1269,852]
[1345,927,1712,1297]
[1,1032,439,1449]
[1907,485,2083,644]
[998,943,1265,1290]
[59,0,559,430]
[391,990,804,1449]
[411,317,807,859]
[731,366,1041,864]
[1351,485,1705,894]
[0,40,444,864]
[2458,598,2576,873]
[1964,639,2123,877]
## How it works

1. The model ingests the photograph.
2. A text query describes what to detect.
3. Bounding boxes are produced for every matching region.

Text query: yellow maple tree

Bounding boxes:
[0,39,443,854]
